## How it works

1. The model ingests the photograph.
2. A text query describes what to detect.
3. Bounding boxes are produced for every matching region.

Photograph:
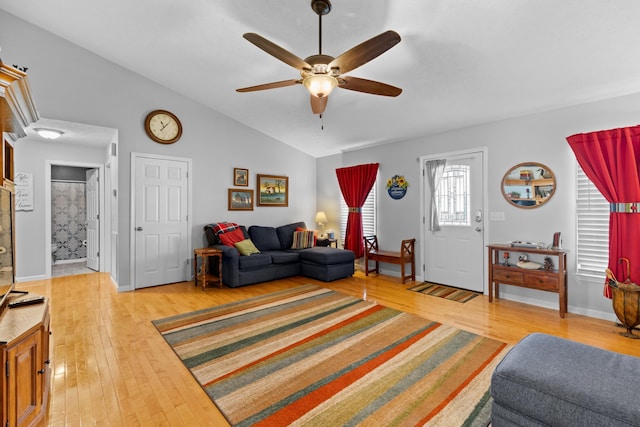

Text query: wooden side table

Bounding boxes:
[193,248,223,290]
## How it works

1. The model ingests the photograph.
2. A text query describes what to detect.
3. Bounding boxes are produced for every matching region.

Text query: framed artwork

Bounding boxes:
[257,174,288,207]
[234,168,249,186]
[228,188,254,211]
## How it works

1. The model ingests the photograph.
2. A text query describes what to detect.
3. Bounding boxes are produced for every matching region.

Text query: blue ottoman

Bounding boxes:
[299,247,355,282]
[491,333,640,426]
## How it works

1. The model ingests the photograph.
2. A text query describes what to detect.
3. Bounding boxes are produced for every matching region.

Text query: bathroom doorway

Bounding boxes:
[51,165,100,277]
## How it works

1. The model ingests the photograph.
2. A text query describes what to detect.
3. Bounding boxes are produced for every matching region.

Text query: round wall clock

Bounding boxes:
[144,110,183,144]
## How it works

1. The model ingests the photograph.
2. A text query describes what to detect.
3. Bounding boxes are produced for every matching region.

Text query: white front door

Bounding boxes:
[85,168,100,271]
[423,150,485,292]
[133,155,190,288]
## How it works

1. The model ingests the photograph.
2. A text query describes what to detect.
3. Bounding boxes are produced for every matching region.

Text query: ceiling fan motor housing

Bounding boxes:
[311,0,332,16]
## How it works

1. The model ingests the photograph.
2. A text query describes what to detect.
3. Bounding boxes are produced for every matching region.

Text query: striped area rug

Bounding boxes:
[409,283,480,303]
[153,284,509,426]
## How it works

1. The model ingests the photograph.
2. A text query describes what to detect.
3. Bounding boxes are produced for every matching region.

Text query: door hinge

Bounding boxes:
[97,252,100,257]
[5,360,8,377]
[422,264,425,272]
[97,214,100,220]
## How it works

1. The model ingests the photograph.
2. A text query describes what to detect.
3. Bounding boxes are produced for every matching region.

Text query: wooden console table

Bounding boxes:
[488,244,567,318]
[193,248,223,289]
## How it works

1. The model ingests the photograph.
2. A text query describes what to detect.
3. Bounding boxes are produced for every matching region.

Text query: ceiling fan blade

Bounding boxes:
[339,76,402,97]
[243,33,311,70]
[310,95,328,114]
[236,79,300,92]
[328,30,401,74]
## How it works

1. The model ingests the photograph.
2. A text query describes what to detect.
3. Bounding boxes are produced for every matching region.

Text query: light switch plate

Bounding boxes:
[490,211,505,221]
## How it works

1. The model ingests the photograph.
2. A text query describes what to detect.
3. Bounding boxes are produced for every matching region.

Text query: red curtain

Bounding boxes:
[336,163,379,258]
[567,125,640,298]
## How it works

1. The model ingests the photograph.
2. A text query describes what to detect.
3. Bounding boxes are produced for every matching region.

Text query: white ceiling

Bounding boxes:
[3,0,640,158]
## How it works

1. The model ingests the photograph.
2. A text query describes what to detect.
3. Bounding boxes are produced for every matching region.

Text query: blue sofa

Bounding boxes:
[204,221,355,288]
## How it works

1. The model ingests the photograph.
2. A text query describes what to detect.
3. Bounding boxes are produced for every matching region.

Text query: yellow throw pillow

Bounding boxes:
[234,239,261,256]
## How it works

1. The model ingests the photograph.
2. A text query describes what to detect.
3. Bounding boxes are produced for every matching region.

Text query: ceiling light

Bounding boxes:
[34,128,64,139]
[303,74,337,98]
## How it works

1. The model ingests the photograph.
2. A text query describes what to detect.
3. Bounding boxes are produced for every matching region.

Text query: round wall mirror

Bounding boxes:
[501,162,556,209]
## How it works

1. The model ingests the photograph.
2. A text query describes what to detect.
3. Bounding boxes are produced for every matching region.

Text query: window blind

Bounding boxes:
[340,182,376,245]
[576,164,609,277]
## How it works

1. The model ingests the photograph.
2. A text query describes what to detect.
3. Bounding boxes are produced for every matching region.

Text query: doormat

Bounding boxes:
[152,284,507,426]
[409,283,480,303]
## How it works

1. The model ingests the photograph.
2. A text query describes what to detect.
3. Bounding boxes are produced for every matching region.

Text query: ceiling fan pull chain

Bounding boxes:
[320,113,324,130]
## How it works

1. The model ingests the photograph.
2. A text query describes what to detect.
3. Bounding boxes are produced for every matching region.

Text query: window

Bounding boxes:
[340,182,376,244]
[576,163,609,277]
[435,164,470,226]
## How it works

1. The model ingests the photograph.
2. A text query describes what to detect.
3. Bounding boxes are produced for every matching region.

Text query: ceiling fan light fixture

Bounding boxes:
[303,74,337,98]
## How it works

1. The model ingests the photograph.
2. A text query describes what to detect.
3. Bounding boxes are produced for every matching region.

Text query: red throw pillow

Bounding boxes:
[218,228,245,247]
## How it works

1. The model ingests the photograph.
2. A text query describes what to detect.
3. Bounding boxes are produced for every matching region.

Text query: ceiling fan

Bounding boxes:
[236,0,402,115]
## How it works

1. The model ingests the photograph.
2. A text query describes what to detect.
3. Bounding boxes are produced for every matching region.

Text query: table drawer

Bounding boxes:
[493,268,524,284]
[523,273,559,291]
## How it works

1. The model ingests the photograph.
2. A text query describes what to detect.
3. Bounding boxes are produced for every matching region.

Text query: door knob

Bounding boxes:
[136,227,143,231]
[475,227,482,232]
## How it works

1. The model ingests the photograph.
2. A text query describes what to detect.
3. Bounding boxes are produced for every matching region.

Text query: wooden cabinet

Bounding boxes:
[2,138,14,191]
[488,244,567,317]
[0,299,50,426]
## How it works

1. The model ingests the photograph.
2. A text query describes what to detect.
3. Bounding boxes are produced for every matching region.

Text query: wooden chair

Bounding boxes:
[363,235,416,284]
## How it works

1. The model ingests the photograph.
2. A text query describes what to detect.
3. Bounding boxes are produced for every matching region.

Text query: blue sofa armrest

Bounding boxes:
[211,244,240,287]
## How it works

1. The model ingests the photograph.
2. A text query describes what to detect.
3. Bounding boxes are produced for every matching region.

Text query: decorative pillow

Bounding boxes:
[234,239,261,256]
[218,228,245,247]
[212,222,239,236]
[296,226,318,246]
[291,230,315,249]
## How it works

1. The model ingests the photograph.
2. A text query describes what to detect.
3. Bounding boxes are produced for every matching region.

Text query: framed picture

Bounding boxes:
[234,168,249,186]
[257,174,288,207]
[228,188,254,211]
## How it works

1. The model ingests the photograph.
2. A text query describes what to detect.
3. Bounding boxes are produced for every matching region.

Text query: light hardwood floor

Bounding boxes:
[14,271,639,426]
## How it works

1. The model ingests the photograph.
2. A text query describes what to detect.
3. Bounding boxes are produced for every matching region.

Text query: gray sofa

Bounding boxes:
[491,333,640,426]
[204,221,355,288]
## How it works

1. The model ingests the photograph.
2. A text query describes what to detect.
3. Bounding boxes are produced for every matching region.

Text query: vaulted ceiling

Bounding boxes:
[2,1,640,157]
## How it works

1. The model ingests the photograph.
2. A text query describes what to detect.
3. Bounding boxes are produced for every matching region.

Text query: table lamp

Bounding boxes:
[315,211,328,237]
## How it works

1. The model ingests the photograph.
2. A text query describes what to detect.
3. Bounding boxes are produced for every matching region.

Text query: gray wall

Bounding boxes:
[14,139,107,279]
[318,93,640,321]
[2,10,317,288]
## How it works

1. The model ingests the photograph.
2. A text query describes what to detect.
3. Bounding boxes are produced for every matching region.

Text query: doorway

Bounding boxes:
[421,148,487,292]
[47,162,105,278]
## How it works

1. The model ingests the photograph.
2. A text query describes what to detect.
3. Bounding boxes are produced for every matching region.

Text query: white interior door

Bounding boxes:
[424,151,485,292]
[133,155,189,288]
[85,168,99,271]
